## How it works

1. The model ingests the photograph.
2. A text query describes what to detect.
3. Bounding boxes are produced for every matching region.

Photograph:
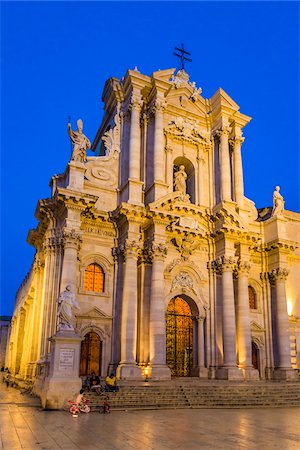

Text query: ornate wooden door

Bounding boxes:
[80,332,102,376]
[166,297,193,377]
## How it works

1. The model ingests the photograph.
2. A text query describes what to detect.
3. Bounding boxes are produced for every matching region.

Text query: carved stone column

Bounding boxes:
[197,154,205,206]
[269,268,297,380]
[165,144,173,193]
[216,127,232,202]
[231,136,245,206]
[129,95,142,180]
[127,94,143,204]
[60,229,81,292]
[151,98,168,200]
[236,261,259,380]
[117,240,143,379]
[216,256,243,380]
[149,243,171,380]
[197,316,208,378]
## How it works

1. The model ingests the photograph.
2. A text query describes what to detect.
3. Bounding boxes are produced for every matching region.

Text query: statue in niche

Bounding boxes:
[57,285,79,332]
[271,186,285,217]
[68,118,91,163]
[174,165,187,193]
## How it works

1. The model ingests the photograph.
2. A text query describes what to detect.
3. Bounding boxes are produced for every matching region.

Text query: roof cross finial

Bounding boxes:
[173,44,192,71]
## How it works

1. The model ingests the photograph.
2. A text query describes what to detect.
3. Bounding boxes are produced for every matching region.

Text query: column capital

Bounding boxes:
[237,260,251,275]
[213,256,237,273]
[62,229,82,249]
[269,267,289,283]
[130,94,143,112]
[151,242,168,260]
[120,239,142,260]
[214,126,231,139]
[229,136,245,148]
[152,98,167,114]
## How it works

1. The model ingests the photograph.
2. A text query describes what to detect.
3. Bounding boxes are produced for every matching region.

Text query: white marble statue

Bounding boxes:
[57,285,79,332]
[174,165,187,193]
[68,119,91,163]
[271,186,285,217]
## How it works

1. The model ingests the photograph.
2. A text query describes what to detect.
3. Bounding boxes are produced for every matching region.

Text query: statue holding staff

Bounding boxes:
[68,118,91,163]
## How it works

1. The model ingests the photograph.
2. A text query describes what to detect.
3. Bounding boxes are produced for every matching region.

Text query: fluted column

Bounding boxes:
[236,261,259,379]
[165,145,173,193]
[117,240,142,379]
[231,136,245,206]
[216,256,243,380]
[197,316,207,377]
[153,98,166,183]
[269,268,296,379]
[60,230,81,292]
[149,243,171,380]
[197,154,205,205]
[216,127,231,202]
[129,95,142,180]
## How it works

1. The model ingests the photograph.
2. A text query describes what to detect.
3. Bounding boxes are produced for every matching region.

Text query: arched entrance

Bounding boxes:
[80,332,102,376]
[166,297,194,376]
[252,341,260,374]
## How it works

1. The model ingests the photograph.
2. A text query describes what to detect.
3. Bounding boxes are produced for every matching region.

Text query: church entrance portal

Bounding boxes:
[80,332,102,376]
[166,297,194,377]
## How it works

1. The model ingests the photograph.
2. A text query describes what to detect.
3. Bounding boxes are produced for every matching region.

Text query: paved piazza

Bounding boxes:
[1,385,300,450]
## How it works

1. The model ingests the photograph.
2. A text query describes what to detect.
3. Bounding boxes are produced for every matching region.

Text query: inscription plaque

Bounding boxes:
[59,349,75,371]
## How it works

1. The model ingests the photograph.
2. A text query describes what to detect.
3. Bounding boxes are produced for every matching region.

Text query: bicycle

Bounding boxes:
[68,398,91,415]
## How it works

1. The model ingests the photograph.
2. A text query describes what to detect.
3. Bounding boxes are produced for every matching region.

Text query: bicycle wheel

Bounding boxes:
[82,404,90,413]
[69,404,78,414]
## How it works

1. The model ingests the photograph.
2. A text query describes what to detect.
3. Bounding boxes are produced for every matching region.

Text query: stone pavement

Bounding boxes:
[1,384,300,450]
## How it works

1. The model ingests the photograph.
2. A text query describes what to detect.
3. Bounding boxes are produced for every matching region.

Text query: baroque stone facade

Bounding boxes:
[6,67,300,388]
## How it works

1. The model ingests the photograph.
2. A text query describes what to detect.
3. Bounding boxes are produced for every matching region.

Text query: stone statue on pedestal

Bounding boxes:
[174,165,187,193]
[68,119,91,163]
[57,285,79,332]
[271,186,285,217]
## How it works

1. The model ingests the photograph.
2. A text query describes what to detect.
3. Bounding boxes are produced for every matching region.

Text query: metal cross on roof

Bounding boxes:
[173,44,192,70]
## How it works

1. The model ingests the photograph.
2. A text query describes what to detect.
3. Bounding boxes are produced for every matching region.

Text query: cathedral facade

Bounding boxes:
[6,68,300,386]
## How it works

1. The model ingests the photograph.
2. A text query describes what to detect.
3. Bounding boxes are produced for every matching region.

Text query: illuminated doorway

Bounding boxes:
[80,332,102,376]
[166,297,194,376]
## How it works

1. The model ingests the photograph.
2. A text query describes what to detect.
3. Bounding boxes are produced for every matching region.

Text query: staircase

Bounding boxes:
[86,380,300,411]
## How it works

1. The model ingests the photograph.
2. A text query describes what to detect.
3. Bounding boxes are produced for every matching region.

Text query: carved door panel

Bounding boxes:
[166,297,193,377]
[80,332,102,376]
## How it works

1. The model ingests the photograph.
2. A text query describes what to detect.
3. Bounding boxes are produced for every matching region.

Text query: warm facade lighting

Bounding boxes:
[287,299,293,316]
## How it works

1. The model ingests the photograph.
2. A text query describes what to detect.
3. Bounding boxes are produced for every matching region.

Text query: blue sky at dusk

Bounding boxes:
[1,1,299,316]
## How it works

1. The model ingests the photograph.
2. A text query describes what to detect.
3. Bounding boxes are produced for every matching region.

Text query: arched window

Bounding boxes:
[248,286,257,310]
[84,264,105,292]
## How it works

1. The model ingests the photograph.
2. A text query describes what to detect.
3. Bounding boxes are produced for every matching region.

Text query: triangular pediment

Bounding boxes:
[210,88,240,112]
[166,87,207,117]
[79,306,111,320]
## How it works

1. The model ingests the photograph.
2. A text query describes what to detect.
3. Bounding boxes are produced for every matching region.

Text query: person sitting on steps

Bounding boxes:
[90,372,101,394]
[105,373,119,392]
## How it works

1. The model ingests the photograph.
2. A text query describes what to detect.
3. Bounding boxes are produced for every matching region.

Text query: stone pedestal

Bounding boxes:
[66,161,85,191]
[40,331,83,409]
[148,364,171,380]
[273,368,298,381]
[241,367,260,380]
[216,367,244,380]
[116,363,142,380]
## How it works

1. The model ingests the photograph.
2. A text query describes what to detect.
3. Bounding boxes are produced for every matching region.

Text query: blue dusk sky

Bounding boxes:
[1,1,299,316]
